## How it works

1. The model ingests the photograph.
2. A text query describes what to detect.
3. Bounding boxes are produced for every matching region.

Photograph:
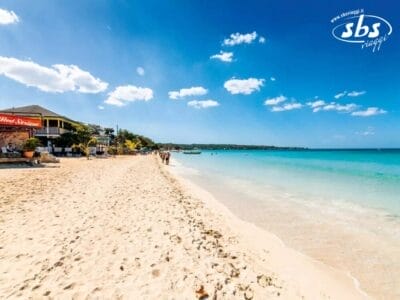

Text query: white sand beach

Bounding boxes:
[0,156,365,299]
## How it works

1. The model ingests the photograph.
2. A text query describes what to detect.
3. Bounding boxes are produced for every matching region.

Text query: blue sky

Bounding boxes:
[0,0,399,148]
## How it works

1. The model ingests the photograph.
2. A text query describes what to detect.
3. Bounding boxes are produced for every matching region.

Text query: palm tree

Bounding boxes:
[123,139,141,154]
[73,137,97,160]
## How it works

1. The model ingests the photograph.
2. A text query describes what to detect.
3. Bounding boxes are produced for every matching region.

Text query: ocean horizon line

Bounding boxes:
[160,144,400,151]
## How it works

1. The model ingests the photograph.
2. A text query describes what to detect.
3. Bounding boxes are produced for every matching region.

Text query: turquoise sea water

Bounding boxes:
[174,149,400,215]
[173,149,400,298]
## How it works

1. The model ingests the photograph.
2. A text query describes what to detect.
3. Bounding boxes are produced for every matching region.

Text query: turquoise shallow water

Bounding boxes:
[174,149,400,215]
[173,149,400,298]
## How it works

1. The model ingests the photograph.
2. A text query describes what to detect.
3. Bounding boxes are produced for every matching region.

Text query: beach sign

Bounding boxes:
[0,113,42,128]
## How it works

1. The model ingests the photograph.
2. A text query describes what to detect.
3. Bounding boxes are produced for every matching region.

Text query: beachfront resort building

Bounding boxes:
[0,105,79,142]
[0,105,110,154]
[0,112,42,150]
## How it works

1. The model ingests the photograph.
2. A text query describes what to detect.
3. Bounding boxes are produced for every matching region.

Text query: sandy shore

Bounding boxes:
[0,156,365,299]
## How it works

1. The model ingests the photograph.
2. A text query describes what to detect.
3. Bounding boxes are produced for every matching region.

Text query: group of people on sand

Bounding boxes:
[159,151,171,165]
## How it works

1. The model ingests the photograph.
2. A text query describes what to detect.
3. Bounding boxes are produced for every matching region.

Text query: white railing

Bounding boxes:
[34,127,70,136]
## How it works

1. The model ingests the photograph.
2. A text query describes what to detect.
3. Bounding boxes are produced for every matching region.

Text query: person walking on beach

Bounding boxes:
[165,151,170,165]
[160,152,165,164]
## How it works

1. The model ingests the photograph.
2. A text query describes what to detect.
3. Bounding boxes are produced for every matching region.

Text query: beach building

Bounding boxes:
[0,105,111,155]
[0,105,80,144]
[0,112,42,149]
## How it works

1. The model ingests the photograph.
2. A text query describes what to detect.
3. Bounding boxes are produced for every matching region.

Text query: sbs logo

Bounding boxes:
[331,11,392,52]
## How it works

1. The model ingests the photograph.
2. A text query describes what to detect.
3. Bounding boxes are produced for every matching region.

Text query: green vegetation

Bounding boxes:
[158,143,307,151]
[53,123,305,155]
[54,124,96,148]
[115,129,156,149]
[75,136,98,160]
[22,137,41,151]
[54,124,156,156]
[107,129,157,155]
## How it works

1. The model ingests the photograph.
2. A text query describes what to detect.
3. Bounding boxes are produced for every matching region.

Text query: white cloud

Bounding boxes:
[307,100,325,108]
[105,85,153,106]
[321,102,358,112]
[224,77,264,95]
[356,127,375,136]
[270,77,276,81]
[351,107,386,117]
[271,102,302,112]
[210,51,233,62]
[306,101,358,113]
[104,97,125,107]
[0,56,108,93]
[136,66,145,76]
[308,100,385,116]
[187,99,220,109]
[334,91,347,99]
[52,64,108,93]
[347,90,366,97]
[168,86,208,100]
[259,36,266,43]
[264,95,287,106]
[334,90,366,99]
[223,31,258,46]
[97,105,105,110]
[0,8,19,25]
[306,100,326,112]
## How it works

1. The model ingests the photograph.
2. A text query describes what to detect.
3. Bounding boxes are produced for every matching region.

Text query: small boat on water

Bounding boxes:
[183,150,201,155]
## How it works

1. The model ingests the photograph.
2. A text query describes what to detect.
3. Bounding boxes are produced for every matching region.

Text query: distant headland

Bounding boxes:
[158,143,307,151]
